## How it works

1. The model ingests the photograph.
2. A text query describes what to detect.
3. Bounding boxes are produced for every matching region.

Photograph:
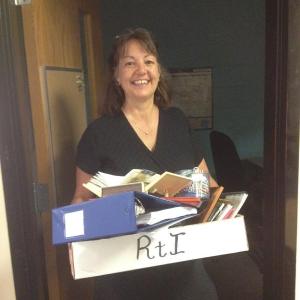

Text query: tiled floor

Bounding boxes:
[203,252,263,300]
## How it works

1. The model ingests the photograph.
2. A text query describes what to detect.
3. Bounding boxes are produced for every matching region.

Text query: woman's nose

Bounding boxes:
[136,61,146,74]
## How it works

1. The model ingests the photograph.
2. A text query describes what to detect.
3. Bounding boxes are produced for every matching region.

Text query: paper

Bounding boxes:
[84,169,191,197]
[64,210,84,238]
[136,206,197,225]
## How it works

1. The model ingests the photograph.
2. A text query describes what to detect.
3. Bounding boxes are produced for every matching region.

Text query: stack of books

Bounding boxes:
[83,169,193,198]
[199,189,248,222]
[82,168,248,224]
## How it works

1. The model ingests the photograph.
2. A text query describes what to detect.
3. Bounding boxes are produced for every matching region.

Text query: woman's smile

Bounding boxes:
[132,79,149,85]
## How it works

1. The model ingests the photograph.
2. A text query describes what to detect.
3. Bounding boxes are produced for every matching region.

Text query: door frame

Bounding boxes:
[0,0,294,299]
[0,1,48,299]
[264,0,291,299]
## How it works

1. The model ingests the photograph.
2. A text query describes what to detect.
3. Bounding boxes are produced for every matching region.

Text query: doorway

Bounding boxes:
[1,0,298,299]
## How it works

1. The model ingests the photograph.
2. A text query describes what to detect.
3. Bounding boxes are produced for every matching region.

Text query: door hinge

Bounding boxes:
[12,0,31,5]
[33,182,49,213]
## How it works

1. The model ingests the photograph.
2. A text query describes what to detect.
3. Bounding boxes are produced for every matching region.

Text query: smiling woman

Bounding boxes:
[72,27,218,300]
[116,39,160,149]
[102,28,171,114]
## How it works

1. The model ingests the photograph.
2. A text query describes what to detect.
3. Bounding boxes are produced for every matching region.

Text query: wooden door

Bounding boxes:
[40,66,91,299]
[21,1,105,299]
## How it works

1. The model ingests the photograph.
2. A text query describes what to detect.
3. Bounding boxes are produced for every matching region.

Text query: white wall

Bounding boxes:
[0,163,16,300]
[296,129,300,300]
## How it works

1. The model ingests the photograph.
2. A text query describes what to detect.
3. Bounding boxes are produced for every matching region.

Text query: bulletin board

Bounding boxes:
[170,68,213,129]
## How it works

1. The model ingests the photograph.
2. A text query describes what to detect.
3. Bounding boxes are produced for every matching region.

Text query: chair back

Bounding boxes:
[210,130,245,192]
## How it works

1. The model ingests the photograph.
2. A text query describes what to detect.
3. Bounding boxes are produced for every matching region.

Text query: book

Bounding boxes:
[215,203,234,221]
[206,191,248,222]
[207,202,225,221]
[222,206,235,219]
[218,191,248,219]
[83,169,192,197]
[162,196,202,207]
[102,182,145,197]
[199,186,224,222]
[145,171,192,196]
[82,181,144,197]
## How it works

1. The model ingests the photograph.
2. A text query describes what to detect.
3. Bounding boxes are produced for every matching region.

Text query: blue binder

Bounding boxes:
[52,191,195,245]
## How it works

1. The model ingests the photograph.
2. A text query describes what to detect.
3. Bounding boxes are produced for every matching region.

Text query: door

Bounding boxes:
[20,1,105,299]
[40,66,91,299]
[2,0,298,299]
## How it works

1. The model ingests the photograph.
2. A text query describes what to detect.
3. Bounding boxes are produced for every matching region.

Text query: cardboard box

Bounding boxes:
[70,215,248,279]
[52,191,197,245]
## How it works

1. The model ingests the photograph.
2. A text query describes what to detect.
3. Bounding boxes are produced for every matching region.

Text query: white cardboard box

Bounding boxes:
[71,215,248,279]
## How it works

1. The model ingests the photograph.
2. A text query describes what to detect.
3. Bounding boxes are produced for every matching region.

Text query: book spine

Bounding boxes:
[215,204,233,221]
[208,203,225,222]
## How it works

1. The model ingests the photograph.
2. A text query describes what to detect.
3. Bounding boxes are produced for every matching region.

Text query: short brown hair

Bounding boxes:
[101,28,171,115]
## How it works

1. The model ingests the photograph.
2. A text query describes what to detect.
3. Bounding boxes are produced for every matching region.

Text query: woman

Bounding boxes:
[72,28,218,300]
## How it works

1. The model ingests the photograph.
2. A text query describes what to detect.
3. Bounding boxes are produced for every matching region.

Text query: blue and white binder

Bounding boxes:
[52,191,197,245]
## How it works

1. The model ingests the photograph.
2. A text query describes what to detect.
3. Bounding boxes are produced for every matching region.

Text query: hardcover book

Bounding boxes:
[204,191,248,222]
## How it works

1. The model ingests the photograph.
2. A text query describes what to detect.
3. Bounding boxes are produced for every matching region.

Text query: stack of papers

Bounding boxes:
[136,206,198,225]
[83,169,192,197]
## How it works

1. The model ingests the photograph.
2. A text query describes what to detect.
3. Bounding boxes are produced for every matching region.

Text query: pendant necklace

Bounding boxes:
[135,125,151,135]
[131,105,156,136]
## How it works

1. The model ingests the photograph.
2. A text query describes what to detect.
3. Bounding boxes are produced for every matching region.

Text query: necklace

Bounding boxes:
[124,105,156,136]
[134,124,152,135]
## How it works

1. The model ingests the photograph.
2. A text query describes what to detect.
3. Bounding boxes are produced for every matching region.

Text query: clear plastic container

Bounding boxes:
[191,167,210,200]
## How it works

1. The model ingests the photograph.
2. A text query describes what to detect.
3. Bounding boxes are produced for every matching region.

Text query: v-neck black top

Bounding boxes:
[75,107,217,300]
[76,107,203,175]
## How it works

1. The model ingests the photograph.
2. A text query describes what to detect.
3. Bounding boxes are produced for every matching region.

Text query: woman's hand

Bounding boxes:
[71,167,94,204]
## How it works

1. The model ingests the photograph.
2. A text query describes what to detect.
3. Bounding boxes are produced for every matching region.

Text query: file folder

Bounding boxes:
[52,191,196,245]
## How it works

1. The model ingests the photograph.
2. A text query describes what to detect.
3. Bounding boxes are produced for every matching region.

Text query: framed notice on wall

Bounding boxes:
[170,68,213,129]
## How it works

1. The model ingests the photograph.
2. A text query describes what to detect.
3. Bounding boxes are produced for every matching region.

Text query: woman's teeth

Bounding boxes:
[133,80,149,85]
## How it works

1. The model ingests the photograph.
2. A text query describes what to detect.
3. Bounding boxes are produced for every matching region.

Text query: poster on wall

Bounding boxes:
[170,68,213,129]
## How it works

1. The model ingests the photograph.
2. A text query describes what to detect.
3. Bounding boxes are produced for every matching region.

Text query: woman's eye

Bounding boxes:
[125,61,135,66]
[145,60,155,65]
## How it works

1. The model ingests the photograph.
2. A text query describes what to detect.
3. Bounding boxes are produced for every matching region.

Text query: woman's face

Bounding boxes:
[115,39,160,104]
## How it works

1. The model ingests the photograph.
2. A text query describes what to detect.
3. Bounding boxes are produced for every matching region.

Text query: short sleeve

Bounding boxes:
[76,125,100,175]
[163,107,204,166]
[191,131,204,164]
[173,107,204,164]
[181,111,204,164]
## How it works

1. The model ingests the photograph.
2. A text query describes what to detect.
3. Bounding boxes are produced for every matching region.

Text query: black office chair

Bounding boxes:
[210,130,264,269]
[209,130,245,192]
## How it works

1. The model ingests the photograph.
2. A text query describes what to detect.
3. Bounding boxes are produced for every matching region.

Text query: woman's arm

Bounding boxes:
[71,167,94,204]
[198,158,219,188]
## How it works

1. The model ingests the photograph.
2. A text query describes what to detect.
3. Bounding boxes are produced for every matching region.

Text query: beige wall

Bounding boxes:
[296,131,300,300]
[0,164,16,300]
